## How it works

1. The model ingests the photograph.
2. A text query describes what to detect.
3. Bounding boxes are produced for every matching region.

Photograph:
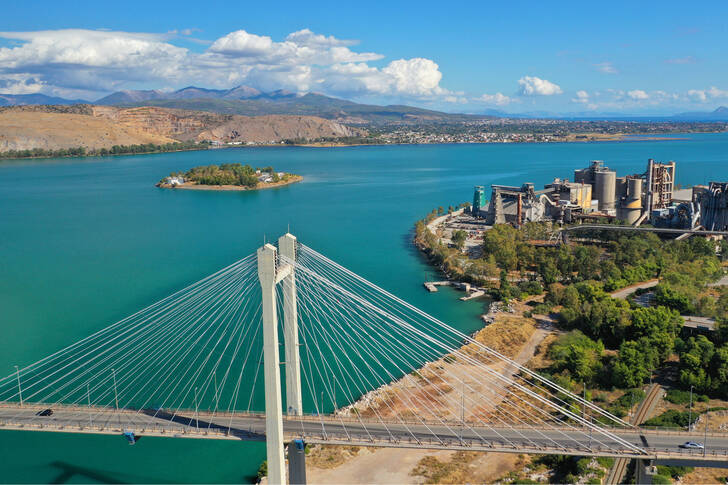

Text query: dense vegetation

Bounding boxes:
[162,163,293,187]
[415,215,728,405]
[0,141,210,159]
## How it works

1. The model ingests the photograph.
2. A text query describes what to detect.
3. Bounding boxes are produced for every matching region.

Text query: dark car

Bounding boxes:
[35,408,53,417]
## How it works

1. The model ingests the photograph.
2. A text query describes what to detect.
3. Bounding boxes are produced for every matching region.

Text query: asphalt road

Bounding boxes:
[1,404,727,462]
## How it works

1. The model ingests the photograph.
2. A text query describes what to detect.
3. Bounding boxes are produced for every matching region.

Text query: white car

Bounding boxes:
[679,441,704,449]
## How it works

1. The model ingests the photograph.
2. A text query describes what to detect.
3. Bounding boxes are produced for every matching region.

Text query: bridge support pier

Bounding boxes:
[287,439,307,485]
[258,243,286,485]
[635,459,657,484]
[279,233,302,416]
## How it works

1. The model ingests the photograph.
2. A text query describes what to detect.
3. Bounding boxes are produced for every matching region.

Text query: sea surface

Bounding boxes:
[1,134,727,483]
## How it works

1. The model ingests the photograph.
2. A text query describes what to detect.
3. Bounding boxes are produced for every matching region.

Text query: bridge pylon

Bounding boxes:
[258,234,304,484]
[279,233,303,416]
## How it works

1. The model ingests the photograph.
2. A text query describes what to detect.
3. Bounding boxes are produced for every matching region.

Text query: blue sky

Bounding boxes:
[1,0,726,114]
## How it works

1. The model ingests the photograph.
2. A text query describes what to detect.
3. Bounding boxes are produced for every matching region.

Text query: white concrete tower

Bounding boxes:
[257,243,286,485]
[278,233,303,416]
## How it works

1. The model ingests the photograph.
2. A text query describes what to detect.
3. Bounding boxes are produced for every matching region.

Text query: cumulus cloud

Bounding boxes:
[688,86,728,102]
[688,89,707,102]
[594,62,618,74]
[475,92,512,106]
[0,28,450,102]
[518,76,562,96]
[627,89,649,100]
[572,90,590,103]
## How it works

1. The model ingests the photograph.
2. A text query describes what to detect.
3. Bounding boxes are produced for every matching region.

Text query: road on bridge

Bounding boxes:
[1,404,727,463]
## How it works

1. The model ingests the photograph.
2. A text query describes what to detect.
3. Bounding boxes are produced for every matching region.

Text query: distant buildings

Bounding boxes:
[165,176,185,186]
[471,158,728,231]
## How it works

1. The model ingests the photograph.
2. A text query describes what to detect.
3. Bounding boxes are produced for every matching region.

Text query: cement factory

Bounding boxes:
[471,159,728,231]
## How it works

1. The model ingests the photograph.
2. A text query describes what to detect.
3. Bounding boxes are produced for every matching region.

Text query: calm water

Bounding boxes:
[1,134,727,483]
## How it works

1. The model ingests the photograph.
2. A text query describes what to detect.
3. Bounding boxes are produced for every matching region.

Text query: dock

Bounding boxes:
[424,281,451,292]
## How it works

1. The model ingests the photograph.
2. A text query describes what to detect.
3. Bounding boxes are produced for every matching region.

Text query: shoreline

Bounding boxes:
[156,174,303,191]
[1,131,722,160]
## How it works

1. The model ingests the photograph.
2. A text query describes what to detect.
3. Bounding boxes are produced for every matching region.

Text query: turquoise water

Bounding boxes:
[1,134,727,483]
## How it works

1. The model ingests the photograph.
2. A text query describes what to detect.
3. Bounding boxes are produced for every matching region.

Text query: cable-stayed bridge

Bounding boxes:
[0,234,726,484]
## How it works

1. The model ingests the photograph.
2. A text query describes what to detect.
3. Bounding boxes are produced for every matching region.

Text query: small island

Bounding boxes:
[156,163,302,191]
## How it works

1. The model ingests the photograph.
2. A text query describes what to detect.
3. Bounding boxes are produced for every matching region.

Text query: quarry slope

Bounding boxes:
[0,105,364,152]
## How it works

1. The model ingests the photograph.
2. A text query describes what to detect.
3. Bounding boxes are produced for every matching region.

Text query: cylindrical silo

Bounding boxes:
[622,177,643,224]
[595,170,616,212]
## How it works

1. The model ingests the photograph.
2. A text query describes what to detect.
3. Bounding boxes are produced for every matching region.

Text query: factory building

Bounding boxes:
[483,183,555,225]
[471,158,726,231]
[645,159,676,212]
[695,182,728,231]
[472,185,487,215]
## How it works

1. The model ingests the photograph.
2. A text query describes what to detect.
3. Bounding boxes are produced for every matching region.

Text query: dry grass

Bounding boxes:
[466,315,536,360]
[306,444,361,469]
[679,467,727,484]
[411,451,531,484]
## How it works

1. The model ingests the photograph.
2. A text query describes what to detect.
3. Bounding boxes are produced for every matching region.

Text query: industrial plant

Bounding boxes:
[472,159,728,231]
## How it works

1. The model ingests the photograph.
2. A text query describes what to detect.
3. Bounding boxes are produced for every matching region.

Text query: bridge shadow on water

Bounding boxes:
[140,409,266,442]
[49,461,128,484]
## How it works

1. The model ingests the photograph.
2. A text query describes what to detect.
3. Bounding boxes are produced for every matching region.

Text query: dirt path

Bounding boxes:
[610,279,659,299]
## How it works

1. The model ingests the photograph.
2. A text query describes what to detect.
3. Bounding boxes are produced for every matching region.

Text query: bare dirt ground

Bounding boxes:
[0,111,177,151]
[307,305,555,484]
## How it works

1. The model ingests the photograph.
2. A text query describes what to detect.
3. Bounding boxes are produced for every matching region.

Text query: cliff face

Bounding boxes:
[0,109,177,151]
[196,115,362,143]
[0,105,365,152]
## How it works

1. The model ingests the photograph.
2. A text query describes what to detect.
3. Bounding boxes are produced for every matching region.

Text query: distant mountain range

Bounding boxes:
[94,86,480,124]
[0,93,90,106]
[0,85,481,124]
[1,86,727,123]
[672,106,728,121]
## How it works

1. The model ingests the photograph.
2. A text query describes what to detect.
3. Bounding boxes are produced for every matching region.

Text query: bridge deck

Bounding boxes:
[2,404,728,462]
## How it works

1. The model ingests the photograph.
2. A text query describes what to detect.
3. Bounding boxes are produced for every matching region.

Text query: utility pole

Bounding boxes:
[689,385,694,432]
[214,373,219,412]
[461,381,465,442]
[704,412,708,457]
[194,386,199,431]
[112,368,119,411]
[87,383,92,427]
[582,382,587,422]
[14,365,22,407]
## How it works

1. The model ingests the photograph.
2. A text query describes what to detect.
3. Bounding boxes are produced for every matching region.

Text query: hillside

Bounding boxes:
[93,85,483,124]
[0,105,365,153]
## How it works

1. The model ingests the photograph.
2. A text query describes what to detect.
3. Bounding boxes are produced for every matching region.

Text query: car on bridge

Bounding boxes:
[680,441,704,449]
[35,408,53,417]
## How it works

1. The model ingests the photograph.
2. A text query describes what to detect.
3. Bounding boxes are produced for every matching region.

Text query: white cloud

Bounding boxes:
[594,62,618,74]
[381,58,444,96]
[475,92,512,106]
[518,76,562,96]
[687,86,728,103]
[208,29,381,65]
[572,90,589,103]
[707,86,728,98]
[0,75,45,94]
[0,28,453,102]
[627,89,649,100]
[688,89,707,102]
